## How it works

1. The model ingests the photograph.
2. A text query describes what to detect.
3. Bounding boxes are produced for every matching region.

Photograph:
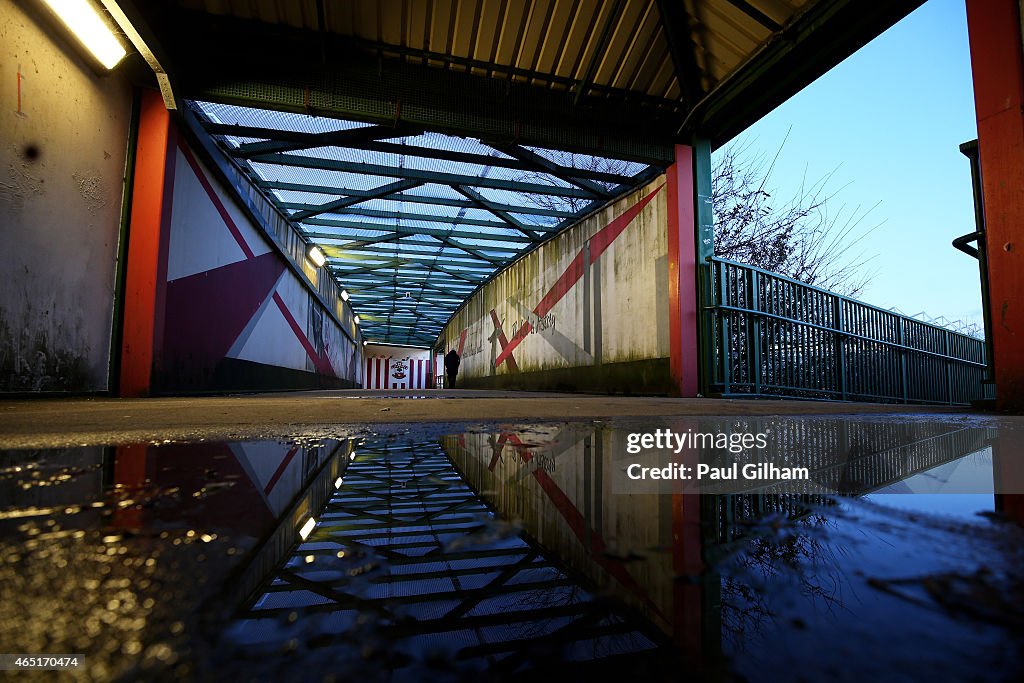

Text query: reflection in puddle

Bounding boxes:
[224,441,669,680]
[0,416,1022,680]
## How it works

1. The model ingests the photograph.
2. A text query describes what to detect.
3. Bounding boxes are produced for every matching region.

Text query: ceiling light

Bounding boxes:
[307,245,326,268]
[41,0,127,70]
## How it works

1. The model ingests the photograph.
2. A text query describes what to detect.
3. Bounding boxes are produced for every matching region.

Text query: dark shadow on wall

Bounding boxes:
[154,358,358,394]
[457,358,674,395]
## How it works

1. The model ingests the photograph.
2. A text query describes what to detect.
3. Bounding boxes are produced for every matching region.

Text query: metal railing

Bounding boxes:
[703,257,987,405]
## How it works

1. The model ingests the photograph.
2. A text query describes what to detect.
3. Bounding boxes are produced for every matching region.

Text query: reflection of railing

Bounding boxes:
[704,257,987,405]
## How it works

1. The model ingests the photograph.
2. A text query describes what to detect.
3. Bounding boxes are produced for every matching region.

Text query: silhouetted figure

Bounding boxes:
[444,349,460,389]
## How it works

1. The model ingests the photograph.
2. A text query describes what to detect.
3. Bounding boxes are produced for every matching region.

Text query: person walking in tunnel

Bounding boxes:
[444,349,461,389]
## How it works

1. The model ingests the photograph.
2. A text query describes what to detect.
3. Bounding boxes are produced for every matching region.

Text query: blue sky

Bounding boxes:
[715,0,982,330]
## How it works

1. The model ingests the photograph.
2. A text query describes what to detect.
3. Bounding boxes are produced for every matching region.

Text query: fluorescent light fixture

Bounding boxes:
[298,516,316,540]
[41,0,127,69]
[341,290,349,301]
[307,245,326,268]
[334,477,344,489]
[354,315,361,325]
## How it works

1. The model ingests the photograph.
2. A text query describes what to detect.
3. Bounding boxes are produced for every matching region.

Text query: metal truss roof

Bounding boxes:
[228,440,667,673]
[196,101,658,346]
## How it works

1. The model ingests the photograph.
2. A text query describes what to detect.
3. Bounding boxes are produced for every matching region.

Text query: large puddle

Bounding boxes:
[1,416,1022,680]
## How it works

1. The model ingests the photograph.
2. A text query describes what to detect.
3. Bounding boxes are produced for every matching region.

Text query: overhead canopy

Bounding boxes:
[117,0,926,346]
[194,101,655,346]
[119,0,925,161]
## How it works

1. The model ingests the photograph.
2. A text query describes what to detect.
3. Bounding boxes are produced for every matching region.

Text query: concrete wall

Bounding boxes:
[154,136,361,392]
[0,0,133,392]
[439,178,672,393]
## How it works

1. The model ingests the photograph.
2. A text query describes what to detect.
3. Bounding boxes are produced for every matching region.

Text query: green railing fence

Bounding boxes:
[703,257,987,405]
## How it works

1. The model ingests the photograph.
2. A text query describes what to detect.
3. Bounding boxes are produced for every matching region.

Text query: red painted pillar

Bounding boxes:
[966,0,1024,413]
[667,143,710,397]
[672,491,705,660]
[111,444,149,528]
[119,90,176,397]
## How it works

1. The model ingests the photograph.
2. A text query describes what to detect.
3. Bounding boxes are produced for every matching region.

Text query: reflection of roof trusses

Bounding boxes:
[230,440,666,671]
[196,102,658,346]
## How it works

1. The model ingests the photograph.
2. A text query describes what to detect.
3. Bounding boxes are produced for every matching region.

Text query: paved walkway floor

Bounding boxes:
[0,389,979,448]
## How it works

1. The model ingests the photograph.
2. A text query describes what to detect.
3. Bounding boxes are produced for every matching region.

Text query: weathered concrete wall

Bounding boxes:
[154,136,361,392]
[0,0,133,392]
[439,178,671,393]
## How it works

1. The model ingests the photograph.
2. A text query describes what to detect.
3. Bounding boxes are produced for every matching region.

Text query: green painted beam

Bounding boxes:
[214,124,641,184]
[486,143,613,198]
[322,235,521,258]
[654,0,705,107]
[303,218,548,242]
[327,251,496,268]
[299,206,531,231]
[290,179,423,221]
[302,223,540,243]
[221,123,424,157]
[278,190,579,218]
[247,153,600,198]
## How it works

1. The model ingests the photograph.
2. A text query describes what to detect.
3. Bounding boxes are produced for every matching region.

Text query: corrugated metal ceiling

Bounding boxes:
[175,0,807,108]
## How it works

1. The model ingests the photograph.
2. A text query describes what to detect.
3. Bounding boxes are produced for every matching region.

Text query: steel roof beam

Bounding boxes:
[277,189,579,218]
[290,179,424,221]
[299,206,530,231]
[434,237,507,266]
[343,275,476,289]
[484,144,614,199]
[218,126,640,184]
[334,239,511,267]
[450,185,546,241]
[331,260,489,281]
[723,0,783,32]
[350,282,469,299]
[655,0,706,107]
[217,123,424,158]
[304,226,535,245]
[572,0,626,107]
[328,251,495,268]
[246,153,600,199]
[324,235,521,258]
[302,216,552,237]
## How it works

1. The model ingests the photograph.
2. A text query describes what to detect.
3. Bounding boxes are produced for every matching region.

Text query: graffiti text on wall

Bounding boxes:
[510,313,555,339]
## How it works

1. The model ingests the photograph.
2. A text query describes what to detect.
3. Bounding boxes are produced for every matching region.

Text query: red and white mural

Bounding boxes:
[441,178,669,390]
[156,139,360,391]
[363,344,432,389]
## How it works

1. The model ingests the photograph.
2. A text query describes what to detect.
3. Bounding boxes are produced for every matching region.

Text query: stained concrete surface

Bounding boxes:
[0,389,975,448]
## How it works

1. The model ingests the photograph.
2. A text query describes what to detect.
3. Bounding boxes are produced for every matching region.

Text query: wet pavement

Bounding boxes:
[1,415,1023,681]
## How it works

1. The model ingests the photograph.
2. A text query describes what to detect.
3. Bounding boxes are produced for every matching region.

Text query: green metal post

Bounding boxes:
[693,139,715,396]
[834,297,847,400]
[945,329,953,405]
[749,270,761,395]
[898,317,909,403]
